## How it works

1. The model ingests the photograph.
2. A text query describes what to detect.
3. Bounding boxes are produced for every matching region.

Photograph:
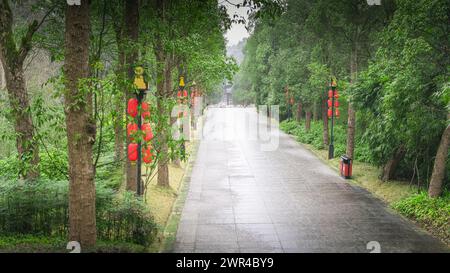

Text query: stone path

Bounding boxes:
[173,107,448,253]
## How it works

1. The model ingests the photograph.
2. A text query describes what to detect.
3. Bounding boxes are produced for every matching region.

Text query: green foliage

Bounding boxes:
[0,235,147,253]
[0,178,157,247]
[280,119,364,160]
[0,151,68,181]
[393,191,450,241]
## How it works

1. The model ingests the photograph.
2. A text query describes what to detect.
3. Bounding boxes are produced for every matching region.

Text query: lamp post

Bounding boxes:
[178,76,186,155]
[134,66,148,196]
[328,78,339,159]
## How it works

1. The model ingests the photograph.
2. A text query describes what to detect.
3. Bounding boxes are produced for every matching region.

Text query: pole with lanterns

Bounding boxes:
[177,76,188,154]
[327,78,340,159]
[126,66,153,196]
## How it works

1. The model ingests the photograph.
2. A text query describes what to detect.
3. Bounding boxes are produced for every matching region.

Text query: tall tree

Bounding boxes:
[0,0,51,179]
[124,0,139,192]
[110,0,126,164]
[64,0,96,247]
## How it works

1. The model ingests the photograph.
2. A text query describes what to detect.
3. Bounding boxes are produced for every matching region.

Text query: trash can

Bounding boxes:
[340,155,352,179]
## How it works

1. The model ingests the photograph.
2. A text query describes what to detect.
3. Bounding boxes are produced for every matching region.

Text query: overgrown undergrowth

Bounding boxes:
[0,174,157,251]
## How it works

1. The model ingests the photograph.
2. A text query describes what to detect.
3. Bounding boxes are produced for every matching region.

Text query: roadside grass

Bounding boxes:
[305,144,416,204]
[146,140,199,252]
[280,121,449,247]
[0,235,147,253]
[145,154,188,252]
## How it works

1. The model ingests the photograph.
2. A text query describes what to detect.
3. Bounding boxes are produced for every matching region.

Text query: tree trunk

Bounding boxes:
[64,1,96,247]
[2,63,40,179]
[313,102,319,121]
[125,0,139,192]
[381,145,406,182]
[428,123,450,197]
[114,48,125,163]
[172,61,181,167]
[346,105,356,159]
[0,1,40,180]
[156,51,170,187]
[296,102,302,121]
[0,63,4,89]
[322,99,329,146]
[346,45,358,159]
[305,110,312,132]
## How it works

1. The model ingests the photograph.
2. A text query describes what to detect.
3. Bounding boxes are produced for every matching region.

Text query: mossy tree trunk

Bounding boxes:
[0,0,41,180]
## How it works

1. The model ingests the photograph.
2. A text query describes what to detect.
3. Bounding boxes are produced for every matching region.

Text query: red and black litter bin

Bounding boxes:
[340,155,352,179]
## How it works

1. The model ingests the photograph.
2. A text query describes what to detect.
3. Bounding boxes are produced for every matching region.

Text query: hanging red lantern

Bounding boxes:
[335,109,340,117]
[141,102,149,111]
[177,91,182,98]
[327,99,332,108]
[327,109,332,118]
[141,102,150,119]
[328,90,333,98]
[127,123,138,140]
[334,100,339,107]
[143,146,153,164]
[127,98,138,117]
[142,123,153,142]
[334,90,339,98]
[128,143,138,162]
[142,111,151,120]
[183,90,188,97]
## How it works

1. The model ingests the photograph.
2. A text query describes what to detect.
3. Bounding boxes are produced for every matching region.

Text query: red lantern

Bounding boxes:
[327,99,332,108]
[127,123,138,140]
[128,143,138,162]
[328,90,333,98]
[142,111,151,120]
[143,146,153,164]
[142,123,153,142]
[141,102,150,119]
[127,98,138,117]
[334,90,339,98]
[328,109,332,118]
[141,102,149,111]
[183,90,188,97]
[334,100,339,107]
[177,91,182,98]
[335,109,340,117]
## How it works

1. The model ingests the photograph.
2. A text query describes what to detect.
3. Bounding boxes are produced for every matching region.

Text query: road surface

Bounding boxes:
[173,107,448,253]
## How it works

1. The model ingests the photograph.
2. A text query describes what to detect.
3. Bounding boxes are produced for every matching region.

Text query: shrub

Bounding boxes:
[0,178,157,247]
[280,119,372,160]
[392,191,450,242]
[0,151,68,181]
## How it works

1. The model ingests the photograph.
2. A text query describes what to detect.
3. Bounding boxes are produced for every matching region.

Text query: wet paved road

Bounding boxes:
[173,107,448,253]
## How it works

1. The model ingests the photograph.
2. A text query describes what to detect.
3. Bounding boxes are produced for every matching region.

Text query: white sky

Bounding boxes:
[221,0,251,47]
